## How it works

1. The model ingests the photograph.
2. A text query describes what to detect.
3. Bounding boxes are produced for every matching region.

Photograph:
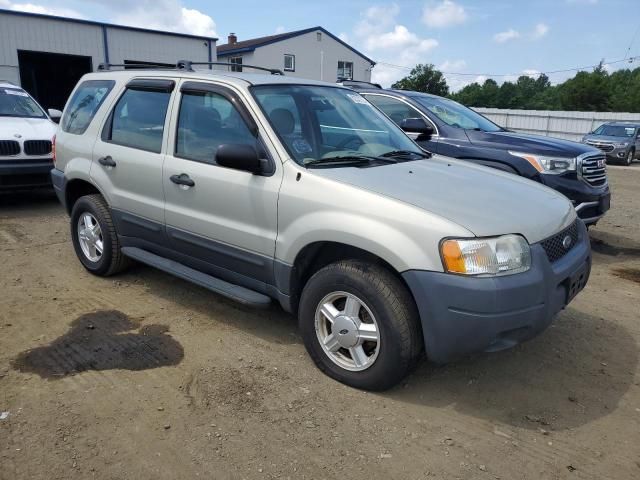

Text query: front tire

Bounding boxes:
[626,149,634,166]
[70,194,130,276]
[299,260,423,391]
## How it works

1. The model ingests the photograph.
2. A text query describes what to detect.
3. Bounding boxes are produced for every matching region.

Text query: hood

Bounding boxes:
[583,134,632,144]
[0,117,57,140]
[312,155,576,244]
[466,130,598,157]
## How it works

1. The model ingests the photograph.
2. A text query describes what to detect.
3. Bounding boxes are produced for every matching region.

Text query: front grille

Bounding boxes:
[24,140,52,156]
[580,152,607,186]
[0,140,20,156]
[586,141,614,152]
[540,220,579,263]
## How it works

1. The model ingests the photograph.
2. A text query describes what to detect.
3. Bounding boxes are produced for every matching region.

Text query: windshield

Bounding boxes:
[251,85,425,166]
[0,88,46,118]
[414,95,502,132]
[592,124,636,138]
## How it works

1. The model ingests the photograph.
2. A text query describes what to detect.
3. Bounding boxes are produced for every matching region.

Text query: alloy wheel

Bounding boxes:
[314,291,381,371]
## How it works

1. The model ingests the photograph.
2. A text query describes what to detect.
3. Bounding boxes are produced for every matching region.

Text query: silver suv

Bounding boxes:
[51,64,591,390]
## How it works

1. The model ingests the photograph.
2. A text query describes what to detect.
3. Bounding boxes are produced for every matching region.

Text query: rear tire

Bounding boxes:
[70,194,130,276]
[299,260,423,391]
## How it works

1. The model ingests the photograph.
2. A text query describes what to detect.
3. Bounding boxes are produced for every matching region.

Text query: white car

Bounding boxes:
[0,82,61,190]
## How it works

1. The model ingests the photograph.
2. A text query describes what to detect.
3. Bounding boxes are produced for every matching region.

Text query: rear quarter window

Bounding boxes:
[61,80,115,135]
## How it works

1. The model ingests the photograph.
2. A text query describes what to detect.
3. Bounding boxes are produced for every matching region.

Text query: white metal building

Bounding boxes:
[216,27,375,82]
[0,9,217,110]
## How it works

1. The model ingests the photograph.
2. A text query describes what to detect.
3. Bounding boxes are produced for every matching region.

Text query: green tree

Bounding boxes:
[392,64,449,96]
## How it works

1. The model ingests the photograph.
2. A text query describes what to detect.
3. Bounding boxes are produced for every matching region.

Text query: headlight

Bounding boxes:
[509,151,576,174]
[614,142,629,148]
[440,234,531,276]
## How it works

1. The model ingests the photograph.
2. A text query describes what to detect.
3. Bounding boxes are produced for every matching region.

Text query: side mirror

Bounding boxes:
[216,144,263,174]
[48,108,62,123]
[400,117,434,137]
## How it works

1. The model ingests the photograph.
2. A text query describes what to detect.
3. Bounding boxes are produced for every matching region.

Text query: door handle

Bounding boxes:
[170,173,195,188]
[98,156,116,168]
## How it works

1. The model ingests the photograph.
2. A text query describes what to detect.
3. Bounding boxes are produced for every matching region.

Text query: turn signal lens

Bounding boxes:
[440,235,531,276]
[52,134,56,166]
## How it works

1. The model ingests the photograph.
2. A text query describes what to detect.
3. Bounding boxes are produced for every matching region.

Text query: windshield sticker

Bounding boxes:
[5,89,29,97]
[346,94,370,105]
[292,138,313,154]
[625,128,635,136]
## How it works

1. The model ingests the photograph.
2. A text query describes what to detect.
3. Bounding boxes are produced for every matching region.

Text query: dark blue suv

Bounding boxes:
[348,83,611,226]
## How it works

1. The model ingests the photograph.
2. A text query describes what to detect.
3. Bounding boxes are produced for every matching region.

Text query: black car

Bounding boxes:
[347,83,611,226]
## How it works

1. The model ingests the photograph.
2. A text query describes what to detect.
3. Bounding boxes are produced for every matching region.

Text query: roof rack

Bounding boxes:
[97,62,177,71]
[176,60,284,75]
[338,79,382,89]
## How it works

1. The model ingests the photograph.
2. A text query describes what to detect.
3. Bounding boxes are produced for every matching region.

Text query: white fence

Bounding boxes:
[474,108,640,142]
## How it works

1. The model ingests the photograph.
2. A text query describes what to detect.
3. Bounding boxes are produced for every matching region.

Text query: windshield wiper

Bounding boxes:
[304,155,397,168]
[380,150,431,159]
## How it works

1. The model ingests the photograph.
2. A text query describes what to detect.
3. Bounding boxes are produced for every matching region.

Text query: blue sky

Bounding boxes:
[1,0,638,89]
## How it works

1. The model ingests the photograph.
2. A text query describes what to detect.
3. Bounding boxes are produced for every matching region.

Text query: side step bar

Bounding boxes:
[121,247,271,308]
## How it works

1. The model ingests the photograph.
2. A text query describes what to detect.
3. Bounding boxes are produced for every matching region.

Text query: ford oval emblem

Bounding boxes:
[562,235,572,249]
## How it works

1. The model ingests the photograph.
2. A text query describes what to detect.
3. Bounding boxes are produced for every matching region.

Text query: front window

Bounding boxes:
[414,95,502,132]
[252,85,426,166]
[592,124,636,138]
[229,56,243,72]
[365,95,425,127]
[176,91,255,163]
[337,61,353,81]
[0,88,46,119]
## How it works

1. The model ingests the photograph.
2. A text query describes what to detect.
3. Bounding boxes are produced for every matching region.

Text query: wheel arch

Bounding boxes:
[281,240,416,315]
[64,178,103,215]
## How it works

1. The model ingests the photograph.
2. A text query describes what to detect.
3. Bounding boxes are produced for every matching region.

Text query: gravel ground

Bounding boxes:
[1,165,639,480]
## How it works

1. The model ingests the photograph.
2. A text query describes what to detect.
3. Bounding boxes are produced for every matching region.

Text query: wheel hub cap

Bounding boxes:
[333,316,359,348]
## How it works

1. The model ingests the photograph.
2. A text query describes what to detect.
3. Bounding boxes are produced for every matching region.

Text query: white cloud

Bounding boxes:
[0,0,85,18]
[422,0,468,28]
[338,32,349,42]
[274,25,286,34]
[522,69,541,78]
[373,25,438,52]
[439,59,466,72]
[531,23,549,39]
[79,0,217,37]
[353,4,439,86]
[493,28,520,43]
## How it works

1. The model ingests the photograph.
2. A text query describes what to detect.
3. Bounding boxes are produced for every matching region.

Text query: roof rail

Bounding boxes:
[338,79,382,89]
[176,60,284,75]
[97,62,176,71]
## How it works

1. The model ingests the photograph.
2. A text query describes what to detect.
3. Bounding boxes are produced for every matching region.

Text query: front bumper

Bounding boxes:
[0,159,54,190]
[402,220,591,364]
[540,173,610,225]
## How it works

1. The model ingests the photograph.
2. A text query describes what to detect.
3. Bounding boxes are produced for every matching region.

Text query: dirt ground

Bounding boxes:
[1,166,639,480]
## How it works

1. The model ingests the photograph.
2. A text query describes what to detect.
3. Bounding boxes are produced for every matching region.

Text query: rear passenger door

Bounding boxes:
[162,81,281,289]
[91,78,175,246]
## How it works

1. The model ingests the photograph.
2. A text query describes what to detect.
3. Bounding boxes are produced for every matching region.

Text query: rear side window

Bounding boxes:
[104,88,171,153]
[176,91,255,163]
[61,80,114,134]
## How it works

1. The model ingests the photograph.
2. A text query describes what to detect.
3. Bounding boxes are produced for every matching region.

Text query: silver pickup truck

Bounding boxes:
[51,63,591,390]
